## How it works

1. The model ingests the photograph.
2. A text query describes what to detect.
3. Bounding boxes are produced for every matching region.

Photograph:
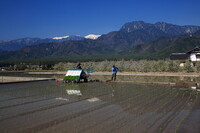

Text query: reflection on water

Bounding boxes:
[75,82,200,114]
[60,81,200,116]
[0,80,200,133]
[66,90,82,96]
[1,80,199,114]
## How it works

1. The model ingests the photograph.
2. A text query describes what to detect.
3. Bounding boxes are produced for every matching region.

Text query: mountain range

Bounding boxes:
[0,34,101,51]
[0,21,200,61]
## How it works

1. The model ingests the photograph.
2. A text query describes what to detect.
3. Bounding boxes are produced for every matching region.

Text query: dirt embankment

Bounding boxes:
[26,71,200,77]
[0,76,54,83]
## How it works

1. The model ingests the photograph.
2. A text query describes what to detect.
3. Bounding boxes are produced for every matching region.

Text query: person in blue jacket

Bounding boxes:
[111,65,118,81]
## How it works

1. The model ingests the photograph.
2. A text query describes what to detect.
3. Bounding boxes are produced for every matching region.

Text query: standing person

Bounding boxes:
[111,65,118,81]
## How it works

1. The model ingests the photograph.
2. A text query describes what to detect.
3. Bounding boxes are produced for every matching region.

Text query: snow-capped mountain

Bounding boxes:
[52,35,84,41]
[52,36,69,40]
[84,34,101,40]
[52,34,101,40]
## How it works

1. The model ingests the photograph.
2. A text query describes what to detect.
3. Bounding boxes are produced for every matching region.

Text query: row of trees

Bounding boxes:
[53,60,200,73]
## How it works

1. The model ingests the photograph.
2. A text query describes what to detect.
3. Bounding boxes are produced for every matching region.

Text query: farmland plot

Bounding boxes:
[0,80,199,133]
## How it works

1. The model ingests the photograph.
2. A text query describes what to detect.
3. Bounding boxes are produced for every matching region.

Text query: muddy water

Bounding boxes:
[0,80,200,133]
[89,74,200,84]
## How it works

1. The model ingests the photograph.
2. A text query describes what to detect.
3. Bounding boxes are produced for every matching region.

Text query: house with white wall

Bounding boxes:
[170,46,200,66]
[187,47,200,62]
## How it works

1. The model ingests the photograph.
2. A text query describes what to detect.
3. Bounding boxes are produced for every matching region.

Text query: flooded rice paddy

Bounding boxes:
[0,78,200,133]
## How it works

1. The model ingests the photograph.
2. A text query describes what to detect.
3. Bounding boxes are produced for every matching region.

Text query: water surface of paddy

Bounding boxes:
[0,80,199,133]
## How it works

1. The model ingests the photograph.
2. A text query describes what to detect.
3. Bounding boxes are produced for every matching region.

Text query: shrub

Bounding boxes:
[53,59,199,73]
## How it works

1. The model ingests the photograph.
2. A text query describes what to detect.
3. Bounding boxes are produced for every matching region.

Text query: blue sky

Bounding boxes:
[0,0,200,40]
